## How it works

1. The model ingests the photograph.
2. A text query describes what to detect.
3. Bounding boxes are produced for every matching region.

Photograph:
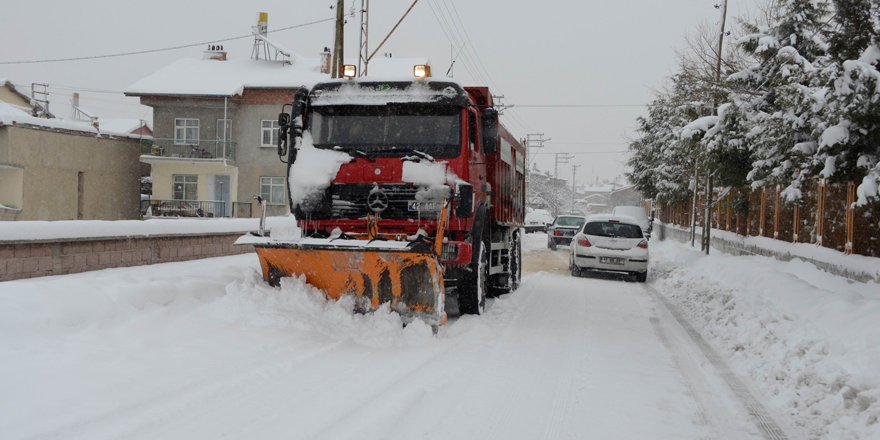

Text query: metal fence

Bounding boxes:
[658,181,880,257]
[141,200,229,218]
[140,138,236,161]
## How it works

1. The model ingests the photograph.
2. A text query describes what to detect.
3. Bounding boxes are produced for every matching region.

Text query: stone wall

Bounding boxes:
[0,232,254,281]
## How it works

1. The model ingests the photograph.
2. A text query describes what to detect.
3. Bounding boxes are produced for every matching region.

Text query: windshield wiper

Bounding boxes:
[370,147,435,162]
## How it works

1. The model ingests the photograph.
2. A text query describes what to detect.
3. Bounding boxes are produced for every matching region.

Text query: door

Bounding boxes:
[214,175,231,217]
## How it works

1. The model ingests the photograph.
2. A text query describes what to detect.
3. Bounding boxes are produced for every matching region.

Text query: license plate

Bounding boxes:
[599,257,625,265]
[408,201,441,212]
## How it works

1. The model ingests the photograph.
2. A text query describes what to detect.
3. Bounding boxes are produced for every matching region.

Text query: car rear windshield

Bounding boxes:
[583,221,644,239]
[554,216,584,227]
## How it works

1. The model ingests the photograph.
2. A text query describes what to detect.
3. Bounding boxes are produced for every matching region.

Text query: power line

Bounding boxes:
[0,16,344,65]
[514,104,646,108]
[532,150,629,155]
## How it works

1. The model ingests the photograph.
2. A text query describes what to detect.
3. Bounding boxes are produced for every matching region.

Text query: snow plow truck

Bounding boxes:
[249,65,525,329]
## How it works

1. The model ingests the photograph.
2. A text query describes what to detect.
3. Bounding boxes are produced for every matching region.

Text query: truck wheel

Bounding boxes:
[509,230,521,291]
[459,242,488,315]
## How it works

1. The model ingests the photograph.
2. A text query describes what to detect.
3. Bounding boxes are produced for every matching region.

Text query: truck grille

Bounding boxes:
[324,184,440,220]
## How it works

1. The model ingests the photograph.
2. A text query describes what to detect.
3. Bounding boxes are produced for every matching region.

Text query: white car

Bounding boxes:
[569,214,648,282]
[610,205,652,237]
[524,209,553,233]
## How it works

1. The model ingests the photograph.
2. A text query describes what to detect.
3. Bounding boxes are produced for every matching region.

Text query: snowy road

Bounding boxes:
[1,234,796,439]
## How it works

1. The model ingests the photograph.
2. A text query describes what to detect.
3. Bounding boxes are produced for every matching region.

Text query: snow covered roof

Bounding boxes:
[0,102,97,134]
[125,57,330,97]
[0,102,148,139]
[98,118,151,136]
[126,56,440,98]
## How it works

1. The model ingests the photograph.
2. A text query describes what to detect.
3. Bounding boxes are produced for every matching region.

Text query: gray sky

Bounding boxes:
[1,0,757,184]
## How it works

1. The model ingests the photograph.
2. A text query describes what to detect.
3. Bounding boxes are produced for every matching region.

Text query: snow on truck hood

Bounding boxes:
[309,80,468,106]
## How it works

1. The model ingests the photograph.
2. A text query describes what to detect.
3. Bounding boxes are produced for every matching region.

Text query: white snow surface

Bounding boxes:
[401,160,456,186]
[0,102,97,134]
[0,217,293,241]
[651,240,880,439]
[3,228,880,439]
[125,57,329,97]
[819,121,851,149]
[680,115,719,140]
[287,132,351,209]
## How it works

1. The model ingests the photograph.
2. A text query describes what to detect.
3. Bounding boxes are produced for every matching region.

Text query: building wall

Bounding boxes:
[149,160,239,202]
[0,125,141,221]
[234,102,290,216]
[140,89,299,218]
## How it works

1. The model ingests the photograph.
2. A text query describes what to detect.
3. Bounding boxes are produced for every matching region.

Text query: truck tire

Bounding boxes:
[509,230,521,291]
[459,241,488,315]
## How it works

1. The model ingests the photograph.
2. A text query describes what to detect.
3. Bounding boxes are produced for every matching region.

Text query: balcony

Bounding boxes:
[140,138,236,161]
[140,200,254,218]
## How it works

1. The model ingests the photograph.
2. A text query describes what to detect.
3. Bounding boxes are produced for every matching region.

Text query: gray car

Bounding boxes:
[547,215,586,250]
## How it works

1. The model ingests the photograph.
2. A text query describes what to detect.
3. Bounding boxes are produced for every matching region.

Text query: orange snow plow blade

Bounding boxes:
[253,240,446,327]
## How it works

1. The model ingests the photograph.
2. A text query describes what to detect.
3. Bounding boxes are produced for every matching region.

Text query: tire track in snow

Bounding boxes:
[646,284,790,440]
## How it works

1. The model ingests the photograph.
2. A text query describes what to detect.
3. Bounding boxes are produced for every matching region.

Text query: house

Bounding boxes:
[0,103,143,221]
[0,79,52,117]
[125,45,331,218]
[126,41,429,219]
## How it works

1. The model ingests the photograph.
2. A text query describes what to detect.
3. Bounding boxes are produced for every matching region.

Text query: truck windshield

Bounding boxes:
[309,104,462,158]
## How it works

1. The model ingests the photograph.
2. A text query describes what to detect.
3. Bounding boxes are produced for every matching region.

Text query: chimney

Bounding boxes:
[204,44,227,61]
[320,47,332,74]
[70,92,79,119]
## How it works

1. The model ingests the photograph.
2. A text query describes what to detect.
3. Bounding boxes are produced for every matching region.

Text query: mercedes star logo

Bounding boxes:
[367,189,389,213]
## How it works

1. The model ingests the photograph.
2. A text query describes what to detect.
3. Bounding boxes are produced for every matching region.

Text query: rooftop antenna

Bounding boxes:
[30,83,50,118]
[250,12,292,63]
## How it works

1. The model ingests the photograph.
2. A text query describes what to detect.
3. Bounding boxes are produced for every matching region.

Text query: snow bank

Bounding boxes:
[288,132,351,209]
[651,240,880,439]
[0,217,294,241]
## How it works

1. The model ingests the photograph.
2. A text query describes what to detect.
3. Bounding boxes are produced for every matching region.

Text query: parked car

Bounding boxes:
[569,214,648,282]
[524,209,554,233]
[547,215,586,249]
[611,205,652,237]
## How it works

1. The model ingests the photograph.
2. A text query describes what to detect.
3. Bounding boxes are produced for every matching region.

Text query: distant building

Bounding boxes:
[126,42,430,218]
[0,79,52,117]
[0,103,143,221]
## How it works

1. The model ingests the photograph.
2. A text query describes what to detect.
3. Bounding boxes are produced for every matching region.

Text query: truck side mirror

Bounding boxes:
[455,184,474,218]
[278,112,291,127]
[277,111,290,158]
[482,108,498,155]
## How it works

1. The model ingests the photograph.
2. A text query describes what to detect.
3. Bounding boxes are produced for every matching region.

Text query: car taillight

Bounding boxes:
[637,240,648,249]
[553,231,562,236]
[577,238,592,247]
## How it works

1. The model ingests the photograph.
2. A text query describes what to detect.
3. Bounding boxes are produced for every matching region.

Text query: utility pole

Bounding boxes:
[571,164,581,213]
[703,0,728,255]
[357,0,369,76]
[525,133,549,171]
[332,0,345,78]
[554,153,573,181]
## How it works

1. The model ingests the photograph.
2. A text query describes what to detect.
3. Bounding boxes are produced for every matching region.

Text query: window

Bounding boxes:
[174,119,200,145]
[468,110,478,152]
[217,119,232,142]
[172,175,198,200]
[261,120,279,147]
[0,165,23,211]
[260,177,286,205]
